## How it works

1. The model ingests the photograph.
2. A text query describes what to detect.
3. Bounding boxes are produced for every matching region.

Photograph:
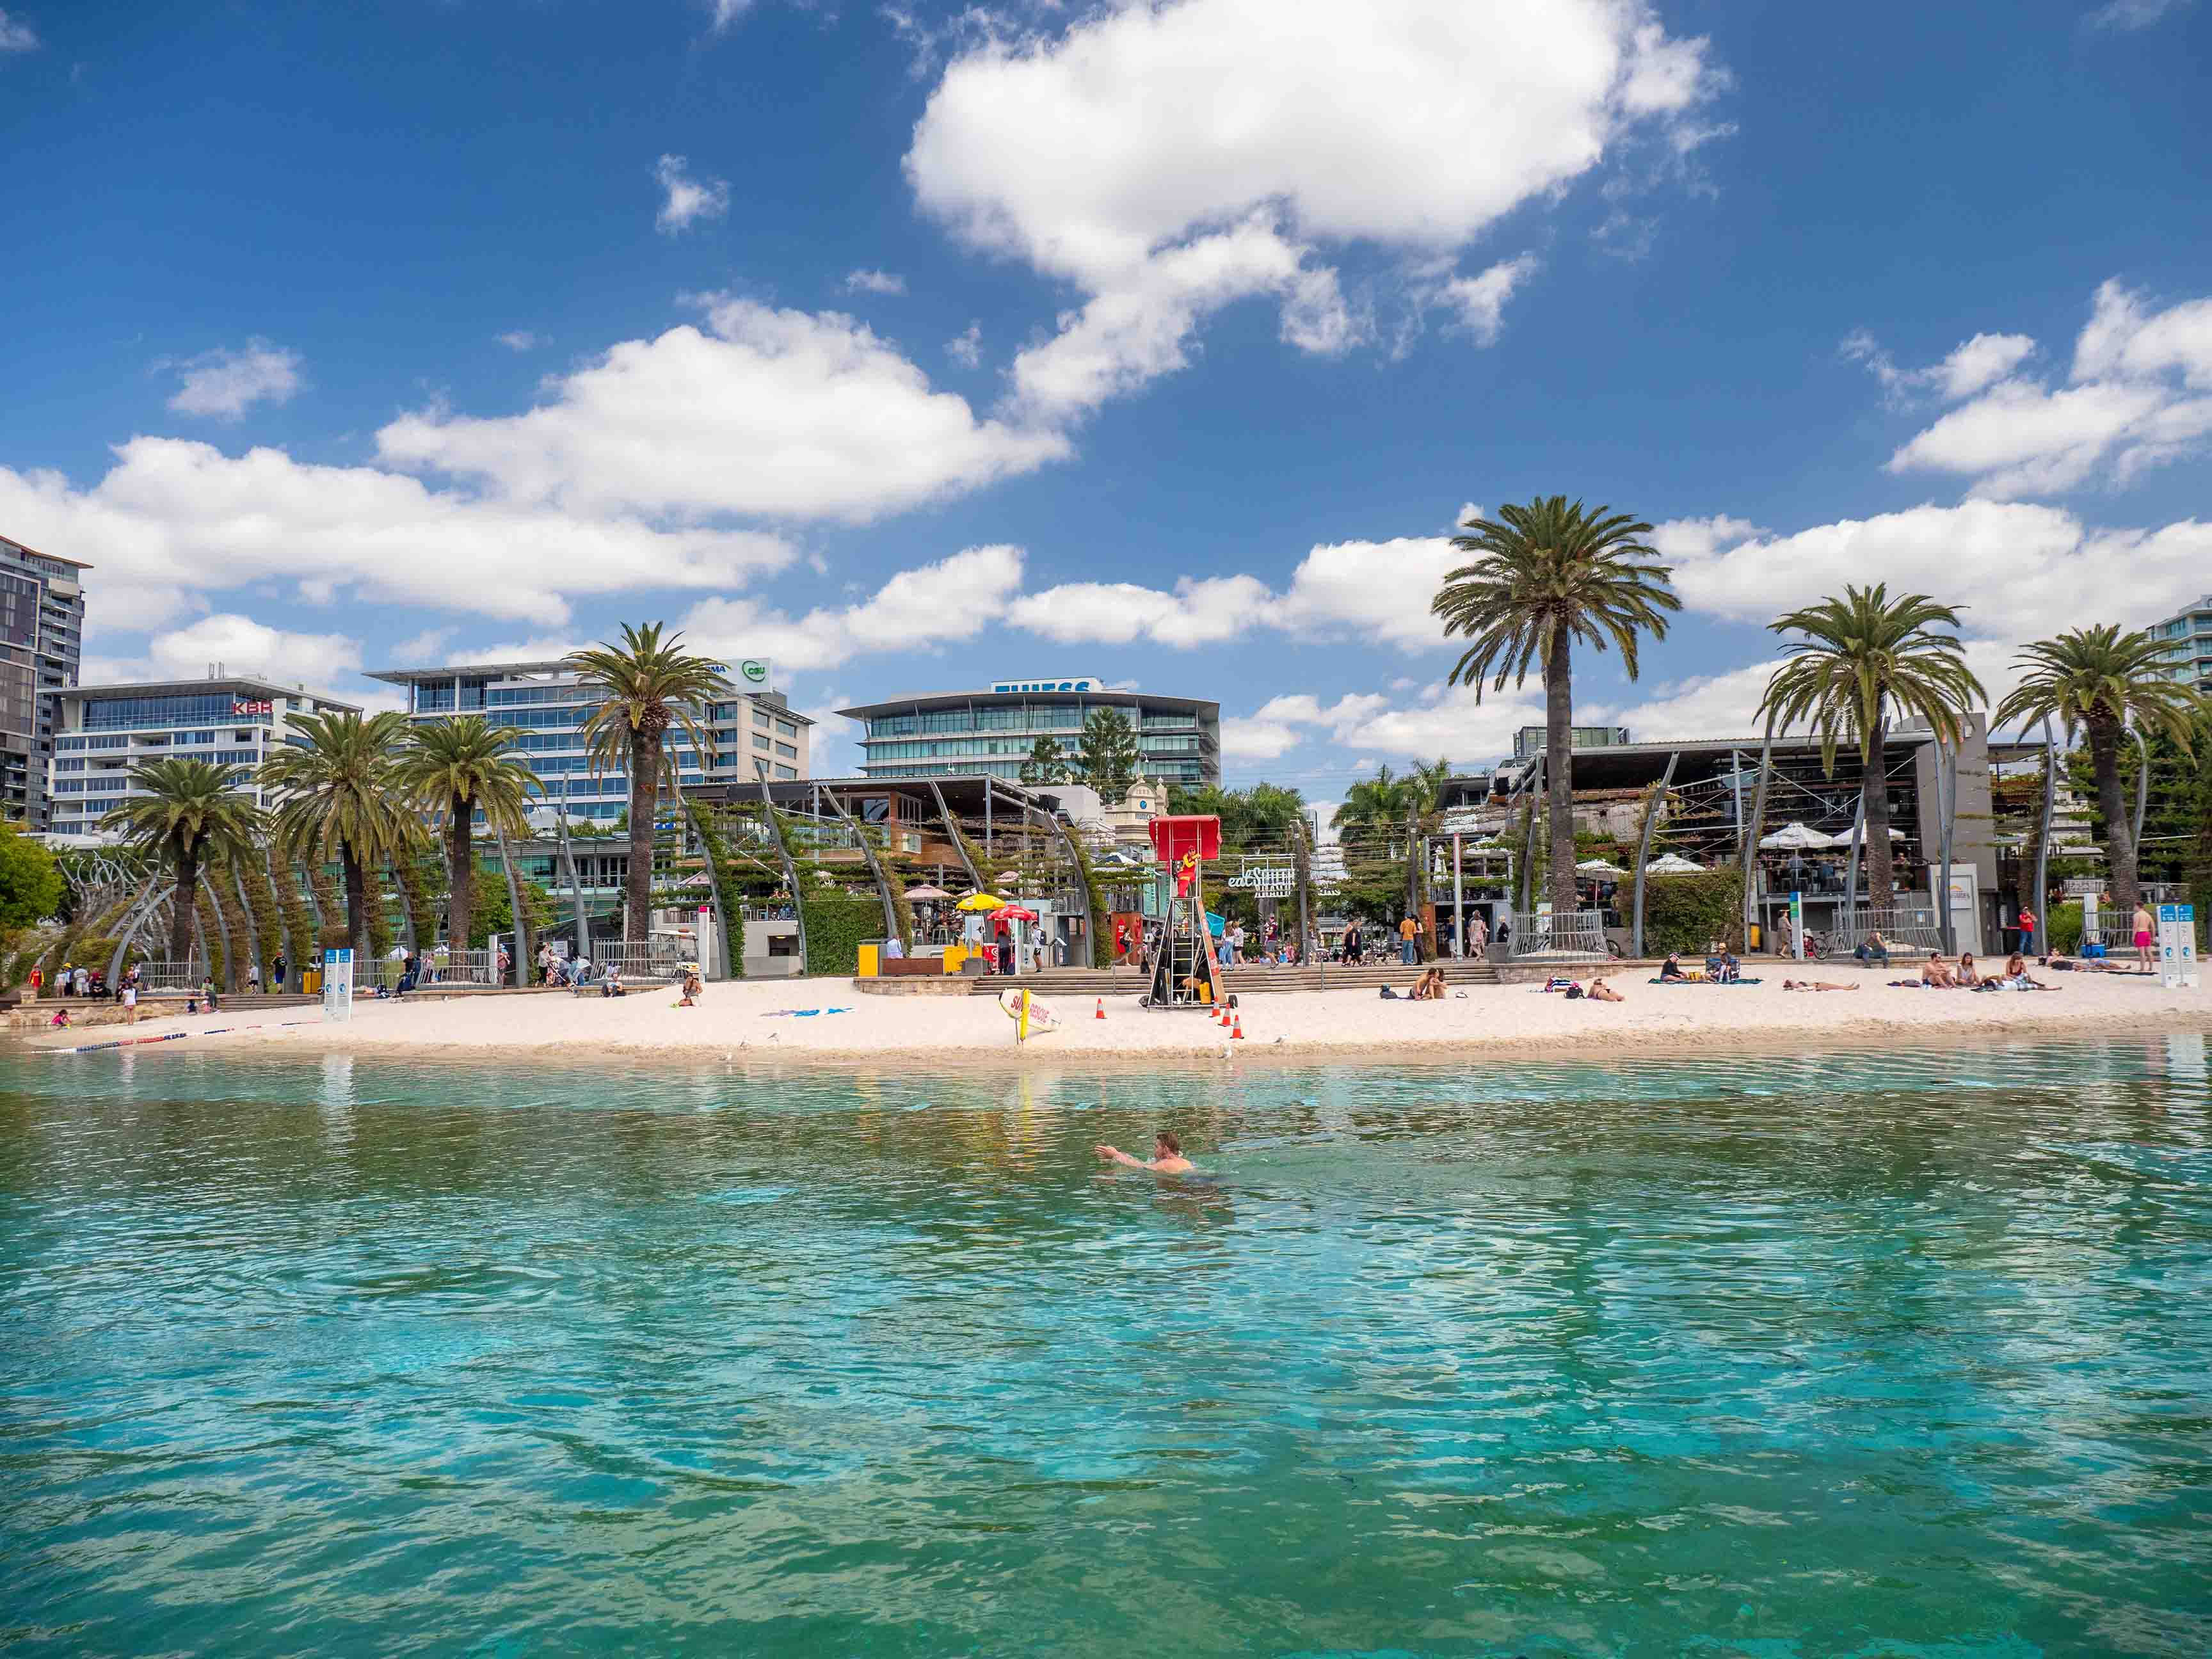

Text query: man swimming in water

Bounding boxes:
[1096,1132,1196,1174]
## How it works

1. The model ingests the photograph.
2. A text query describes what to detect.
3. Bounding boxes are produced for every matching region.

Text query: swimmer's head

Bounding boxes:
[1155,1131,1181,1158]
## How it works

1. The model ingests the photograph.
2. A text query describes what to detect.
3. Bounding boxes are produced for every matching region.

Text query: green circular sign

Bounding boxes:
[741,659,767,684]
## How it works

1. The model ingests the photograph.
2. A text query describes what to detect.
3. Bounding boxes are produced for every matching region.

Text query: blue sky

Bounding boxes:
[4,0,2209,814]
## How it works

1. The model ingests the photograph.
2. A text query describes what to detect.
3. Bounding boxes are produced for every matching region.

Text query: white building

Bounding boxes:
[368,657,813,821]
[47,675,362,843]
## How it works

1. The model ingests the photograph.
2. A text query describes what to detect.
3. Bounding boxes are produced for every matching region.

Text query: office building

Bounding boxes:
[2156,594,2212,689]
[368,658,812,819]
[1512,723,1631,762]
[49,676,362,840]
[0,533,90,828]
[840,675,1221,787]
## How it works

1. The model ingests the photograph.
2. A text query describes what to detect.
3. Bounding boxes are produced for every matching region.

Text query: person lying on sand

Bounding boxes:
[1782,979,1858,992]
[1097,1132,1196,1175]
[1587,978,1623,1002]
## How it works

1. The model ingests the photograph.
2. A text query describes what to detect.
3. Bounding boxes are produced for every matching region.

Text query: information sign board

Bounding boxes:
[2158,904,2199,990]
[322,947,355,1023]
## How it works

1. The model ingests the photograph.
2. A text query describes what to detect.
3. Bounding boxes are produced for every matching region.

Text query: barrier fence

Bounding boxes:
[1829,906,1942,954]
[1503,910,1609,961]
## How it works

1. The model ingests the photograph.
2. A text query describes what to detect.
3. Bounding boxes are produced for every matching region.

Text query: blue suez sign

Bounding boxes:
[992,678,1098,693]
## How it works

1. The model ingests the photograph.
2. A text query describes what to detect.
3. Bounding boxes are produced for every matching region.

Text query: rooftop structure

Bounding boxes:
[369,658,812,821]
[0,533,90,829]
[1512,723,1631,762]
[49,675,361,840]
[2155,593,2212,690]
[839,677,1221,788]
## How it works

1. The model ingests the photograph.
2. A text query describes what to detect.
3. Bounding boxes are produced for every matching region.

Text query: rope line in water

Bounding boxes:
[47,1018,320,1056]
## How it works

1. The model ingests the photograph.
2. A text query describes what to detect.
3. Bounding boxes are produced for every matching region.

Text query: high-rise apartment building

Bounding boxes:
[2155,594,2212,690]
[0,533,89,829]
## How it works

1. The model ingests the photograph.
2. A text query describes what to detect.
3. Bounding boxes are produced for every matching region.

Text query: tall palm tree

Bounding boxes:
[100,757,262,968]
[1757,584,1985,909]
[1994,624,2202,915]
[392,716,540,953]
[1434,498,1679,919]
[258,710,421,959]
[1332,765,1406,843]
[567,623,730,945]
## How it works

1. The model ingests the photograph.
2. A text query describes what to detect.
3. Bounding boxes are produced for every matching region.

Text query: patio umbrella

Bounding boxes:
[904,884,953,901]
[1646,853,1704,874]
[956,892,1005,912]
[1759,821,1833,851]
[1575,857,1627,876]
[990,904,1040,924]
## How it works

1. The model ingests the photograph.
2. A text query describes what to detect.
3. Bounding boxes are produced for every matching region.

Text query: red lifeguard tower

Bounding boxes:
[1142,815,1222,1010]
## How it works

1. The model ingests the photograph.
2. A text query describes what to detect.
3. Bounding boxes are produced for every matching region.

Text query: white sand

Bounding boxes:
[26,965,2211,1065]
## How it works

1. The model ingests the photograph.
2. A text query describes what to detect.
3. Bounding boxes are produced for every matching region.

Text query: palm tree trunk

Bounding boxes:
[626,733,658,944]
[341,841,369,959]
[2090,719,2138,914]
[1544,633,1577,920]
[1863,723,1895,908]
[446,801,474,951]
[168,840,200,966]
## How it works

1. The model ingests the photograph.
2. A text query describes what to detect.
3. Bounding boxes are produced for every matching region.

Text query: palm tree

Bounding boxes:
[100,757,262,969]
[1332,764,1406,844]
[1994,624,2202,915]
[1757,584,1985,909]
[258,710,421,958]
[1434,498,1679,919]
[393,716,540,954]
[567,623,729,945]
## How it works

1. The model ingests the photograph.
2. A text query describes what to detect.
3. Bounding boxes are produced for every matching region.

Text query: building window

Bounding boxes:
[753,733,771,751]
[774,742,797,759]
[773,764,797,780]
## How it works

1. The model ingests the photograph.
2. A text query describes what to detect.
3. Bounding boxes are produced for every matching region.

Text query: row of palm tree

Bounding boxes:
[100,621,730,971]
[1430,497,2202,920]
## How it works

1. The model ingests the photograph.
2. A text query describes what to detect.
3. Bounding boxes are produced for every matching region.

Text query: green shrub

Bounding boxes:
[2047,904,2084,954]
[1642,869,1746,956]
[796,894,881,977]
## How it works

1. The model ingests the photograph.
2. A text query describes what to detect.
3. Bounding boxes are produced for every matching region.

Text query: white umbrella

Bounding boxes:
[1575,857,1627,876]
[1759,821,1833,851]
[1646,853,1703,873]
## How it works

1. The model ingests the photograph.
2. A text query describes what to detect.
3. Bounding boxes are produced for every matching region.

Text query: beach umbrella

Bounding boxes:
[991,904,1040,924]
[1646,853,1704,874]
[956,892,1006,911]
[904,884,953,901]
[1759,821,1833,851]
[1575,857,1627,876]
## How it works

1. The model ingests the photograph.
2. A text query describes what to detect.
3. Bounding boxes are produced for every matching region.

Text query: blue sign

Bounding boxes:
[991,678,1097,694]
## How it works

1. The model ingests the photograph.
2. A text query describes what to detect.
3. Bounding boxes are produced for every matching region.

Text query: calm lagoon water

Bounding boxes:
[3,1036,2210,1657]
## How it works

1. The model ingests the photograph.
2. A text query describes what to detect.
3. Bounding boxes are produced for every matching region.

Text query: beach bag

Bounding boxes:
[1564,984,1585,1000]
[1378,986,1397,999]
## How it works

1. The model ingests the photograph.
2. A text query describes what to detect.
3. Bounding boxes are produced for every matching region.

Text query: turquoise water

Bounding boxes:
[3,1038,2210,1657]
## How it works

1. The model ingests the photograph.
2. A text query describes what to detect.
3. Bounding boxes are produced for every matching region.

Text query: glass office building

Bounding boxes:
[49,677,361,840]
[369,660,813,819]
[2156,595,2212,690]
[0,533,88,829]
[840,677,1221,787]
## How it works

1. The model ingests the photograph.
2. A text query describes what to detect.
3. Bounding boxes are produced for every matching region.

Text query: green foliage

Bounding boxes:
[2048,904,2084,954]
[1168,780,1310,852]
[469,875,556,949]
[687,804,745,979]
[795,894,880,977]
[0,816,65,934]
[1018,736,1071,785]
[1076,709,1141,798]
[305,861,348,948]
[393,852,440,951]
[1642,869,1746,956]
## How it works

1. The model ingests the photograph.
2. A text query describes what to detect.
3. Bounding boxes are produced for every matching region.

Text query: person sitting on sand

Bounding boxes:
[1659,952,1687,982]
[1782,979,1859,992]
[600,964,625,998]
[1854,929,1890,967]
[1587,977,1623,1002]
[1955,952,1982,988]
[1999,953,2052,990]
[49,1007,70,1029]
[1096,1132,1196,1175]
[1409,968,1447,1001]
[1921,956,1957,988]
[678,967,702,1007]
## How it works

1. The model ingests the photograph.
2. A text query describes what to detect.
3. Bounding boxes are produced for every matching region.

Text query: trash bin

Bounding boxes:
[858,942,881,977]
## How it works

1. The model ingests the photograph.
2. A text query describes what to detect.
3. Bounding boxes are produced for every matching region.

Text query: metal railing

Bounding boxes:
[586,942,688,980]
[1503,910,1609,961]
[127,958,204,992]
[1830,906,1942,953]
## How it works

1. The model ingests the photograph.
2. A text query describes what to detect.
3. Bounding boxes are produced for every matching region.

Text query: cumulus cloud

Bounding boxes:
[163,340,303,419]
[81,613,366,692]
[496,330,543,351]
[945,321,984,367]
[678,543,1027,673]
[906,0,1727,418]
[1428,255,1541,344]
[0,9,36,52]
[654,154,730,233]
[0,437,795,631]
[1242,684,1546,763]
[376,296,1070,523]
[1872,279,2212,497]
[841,268,907,295]
[1006,575,1270,647]
[2085,0,2194,29]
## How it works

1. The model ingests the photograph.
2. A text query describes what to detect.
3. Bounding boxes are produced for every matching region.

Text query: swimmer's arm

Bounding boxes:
[1095,1145,1153,1169]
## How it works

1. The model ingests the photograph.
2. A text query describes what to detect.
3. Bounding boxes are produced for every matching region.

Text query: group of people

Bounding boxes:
[1891,952,2053,991]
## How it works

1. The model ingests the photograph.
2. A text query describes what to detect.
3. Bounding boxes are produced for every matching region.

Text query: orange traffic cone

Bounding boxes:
[1094,998,1105,1020]
[1230,1013,1245,1039]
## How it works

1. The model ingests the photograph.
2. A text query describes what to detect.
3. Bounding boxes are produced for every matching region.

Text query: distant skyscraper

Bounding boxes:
[0,533,89,830]
[2154,593,2212,691]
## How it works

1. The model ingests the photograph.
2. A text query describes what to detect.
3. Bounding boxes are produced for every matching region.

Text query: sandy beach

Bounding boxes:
[23,965,2211,1065]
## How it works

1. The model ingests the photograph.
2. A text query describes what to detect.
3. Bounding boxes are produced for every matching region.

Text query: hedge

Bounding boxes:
[1642,869,1747,956]
[688,805,744,979]
[796,894,881,977]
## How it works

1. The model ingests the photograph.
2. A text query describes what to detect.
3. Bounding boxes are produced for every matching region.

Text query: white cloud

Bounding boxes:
[945,321,983,367]
[377,296,1070,523]
[678,543,1027,672]
[163,340,303,419]
[1430,255,1540,344]
[1220,715,1304,760]
[1007,574,1270,647]
[841,268,907,295]
[0,9,35,52]
[2085,0,2193,29]
[1238,685,1542,764]
[654,154,730,233]
[0,437,796,631]
[1875,279,2212,497]
[907,0,1726,417]
[708,0,754,26]
[82,614,367,696]
[496,330,542,351]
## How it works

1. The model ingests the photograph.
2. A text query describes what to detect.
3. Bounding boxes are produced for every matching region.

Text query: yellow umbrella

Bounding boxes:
[956,892,1006,912]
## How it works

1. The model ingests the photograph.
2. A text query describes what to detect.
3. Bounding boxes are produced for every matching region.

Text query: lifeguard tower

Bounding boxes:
[1141,814,1222,1011]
